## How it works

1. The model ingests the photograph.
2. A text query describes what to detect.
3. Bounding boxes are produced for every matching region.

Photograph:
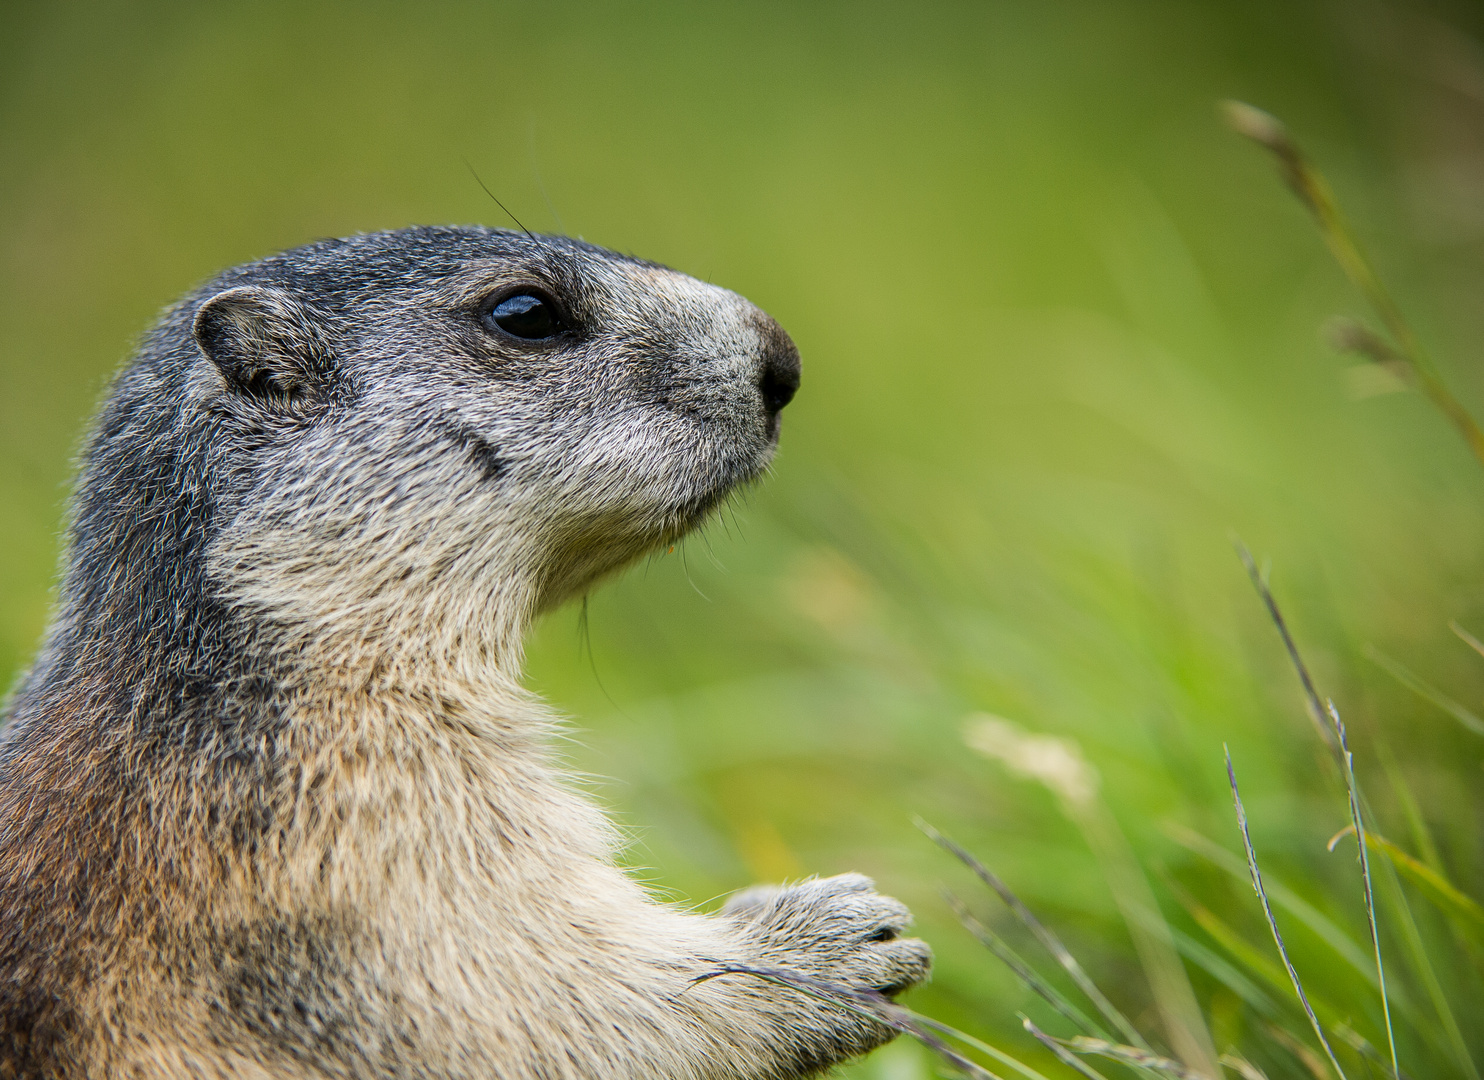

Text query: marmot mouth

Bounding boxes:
[669,460,765,534]
[672,486,736,531]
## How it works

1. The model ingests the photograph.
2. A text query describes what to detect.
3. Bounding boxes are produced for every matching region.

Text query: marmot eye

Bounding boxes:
[485,293,559,340]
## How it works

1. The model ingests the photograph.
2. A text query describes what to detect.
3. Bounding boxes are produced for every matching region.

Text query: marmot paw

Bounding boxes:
[723,873,932,997]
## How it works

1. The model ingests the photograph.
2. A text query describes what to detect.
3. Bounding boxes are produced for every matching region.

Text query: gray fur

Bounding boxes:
[0,227,929,1079]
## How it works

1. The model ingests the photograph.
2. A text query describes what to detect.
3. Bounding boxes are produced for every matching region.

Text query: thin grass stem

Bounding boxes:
[1021,1017,1115,1080]
[691,964,1005,1080]
[1046,1034,1213,1079]
[943,890,1108,1039]
[1154,871,1280,1017]
[1234,542,1337,756]
[1368,847,1480,1080]
[1225,748,1348,1080]
[1163,823,1398,1001]
[1449,620,1484,662]
[1327,826,1484,934]
[911,1016,1055,1080]
[1166,883,1307,1007]
[961,720,1216,1075]
[917,818,1149,1050]
[1327,702,1396,1078]
[1237,547,1477,1071]
[1332,1024,1415,1080]
[1164,880,1367,1054]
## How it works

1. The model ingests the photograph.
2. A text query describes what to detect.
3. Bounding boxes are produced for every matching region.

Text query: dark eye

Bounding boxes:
[485,292,559,340]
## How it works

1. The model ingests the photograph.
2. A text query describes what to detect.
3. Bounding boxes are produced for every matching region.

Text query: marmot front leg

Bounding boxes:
[709,873,932,1069]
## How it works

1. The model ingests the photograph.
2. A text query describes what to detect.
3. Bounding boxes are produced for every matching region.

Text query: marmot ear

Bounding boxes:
[192,285,335,404]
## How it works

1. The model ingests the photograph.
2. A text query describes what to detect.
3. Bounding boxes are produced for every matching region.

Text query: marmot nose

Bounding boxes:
[756,320,801,415]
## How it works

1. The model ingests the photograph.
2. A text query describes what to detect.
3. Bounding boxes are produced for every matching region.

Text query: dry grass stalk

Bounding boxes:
[1021,1018,1114,1080]
[1044,1034,1213,1079]
[1223,99,1484,466]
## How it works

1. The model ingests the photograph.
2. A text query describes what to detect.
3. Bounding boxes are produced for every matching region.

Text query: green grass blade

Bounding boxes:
[944,889,1110,1040]
[1158,906,1280,1018]
[1263,1022,1339,1080]
[1169,885,1296,999]
[1077,803,1219,1077]
[1328,827,1484,936]
[1376,741,1446,876]
[1332,1024,1415,1080]
[1163,869,1367,1041]
[1164,823,1408,1006]
[911,1016,1056,1080]
[1369,845,1480,1080]
[1363,645,1484,738]
[1450,620,1484,664]
[1218,1054,1272,1080]
[919,819,1149,1050]
[962,720,1217,1076]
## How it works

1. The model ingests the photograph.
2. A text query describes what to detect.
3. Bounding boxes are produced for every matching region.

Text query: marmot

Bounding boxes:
[0,227,930,1079]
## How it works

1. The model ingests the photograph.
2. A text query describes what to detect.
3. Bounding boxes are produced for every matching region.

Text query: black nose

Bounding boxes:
[757,320,801,415]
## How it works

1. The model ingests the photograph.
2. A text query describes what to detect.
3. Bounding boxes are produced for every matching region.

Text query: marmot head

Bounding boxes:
[66,227,799,682]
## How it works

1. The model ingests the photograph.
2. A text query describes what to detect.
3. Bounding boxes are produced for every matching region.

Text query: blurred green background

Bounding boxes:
[6,1,1484,1075]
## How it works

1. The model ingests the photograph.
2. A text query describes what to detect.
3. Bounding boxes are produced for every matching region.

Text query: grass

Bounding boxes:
[785,536,1442,1080]
[6,3,1484,1079]
[792,102,1484,1080]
